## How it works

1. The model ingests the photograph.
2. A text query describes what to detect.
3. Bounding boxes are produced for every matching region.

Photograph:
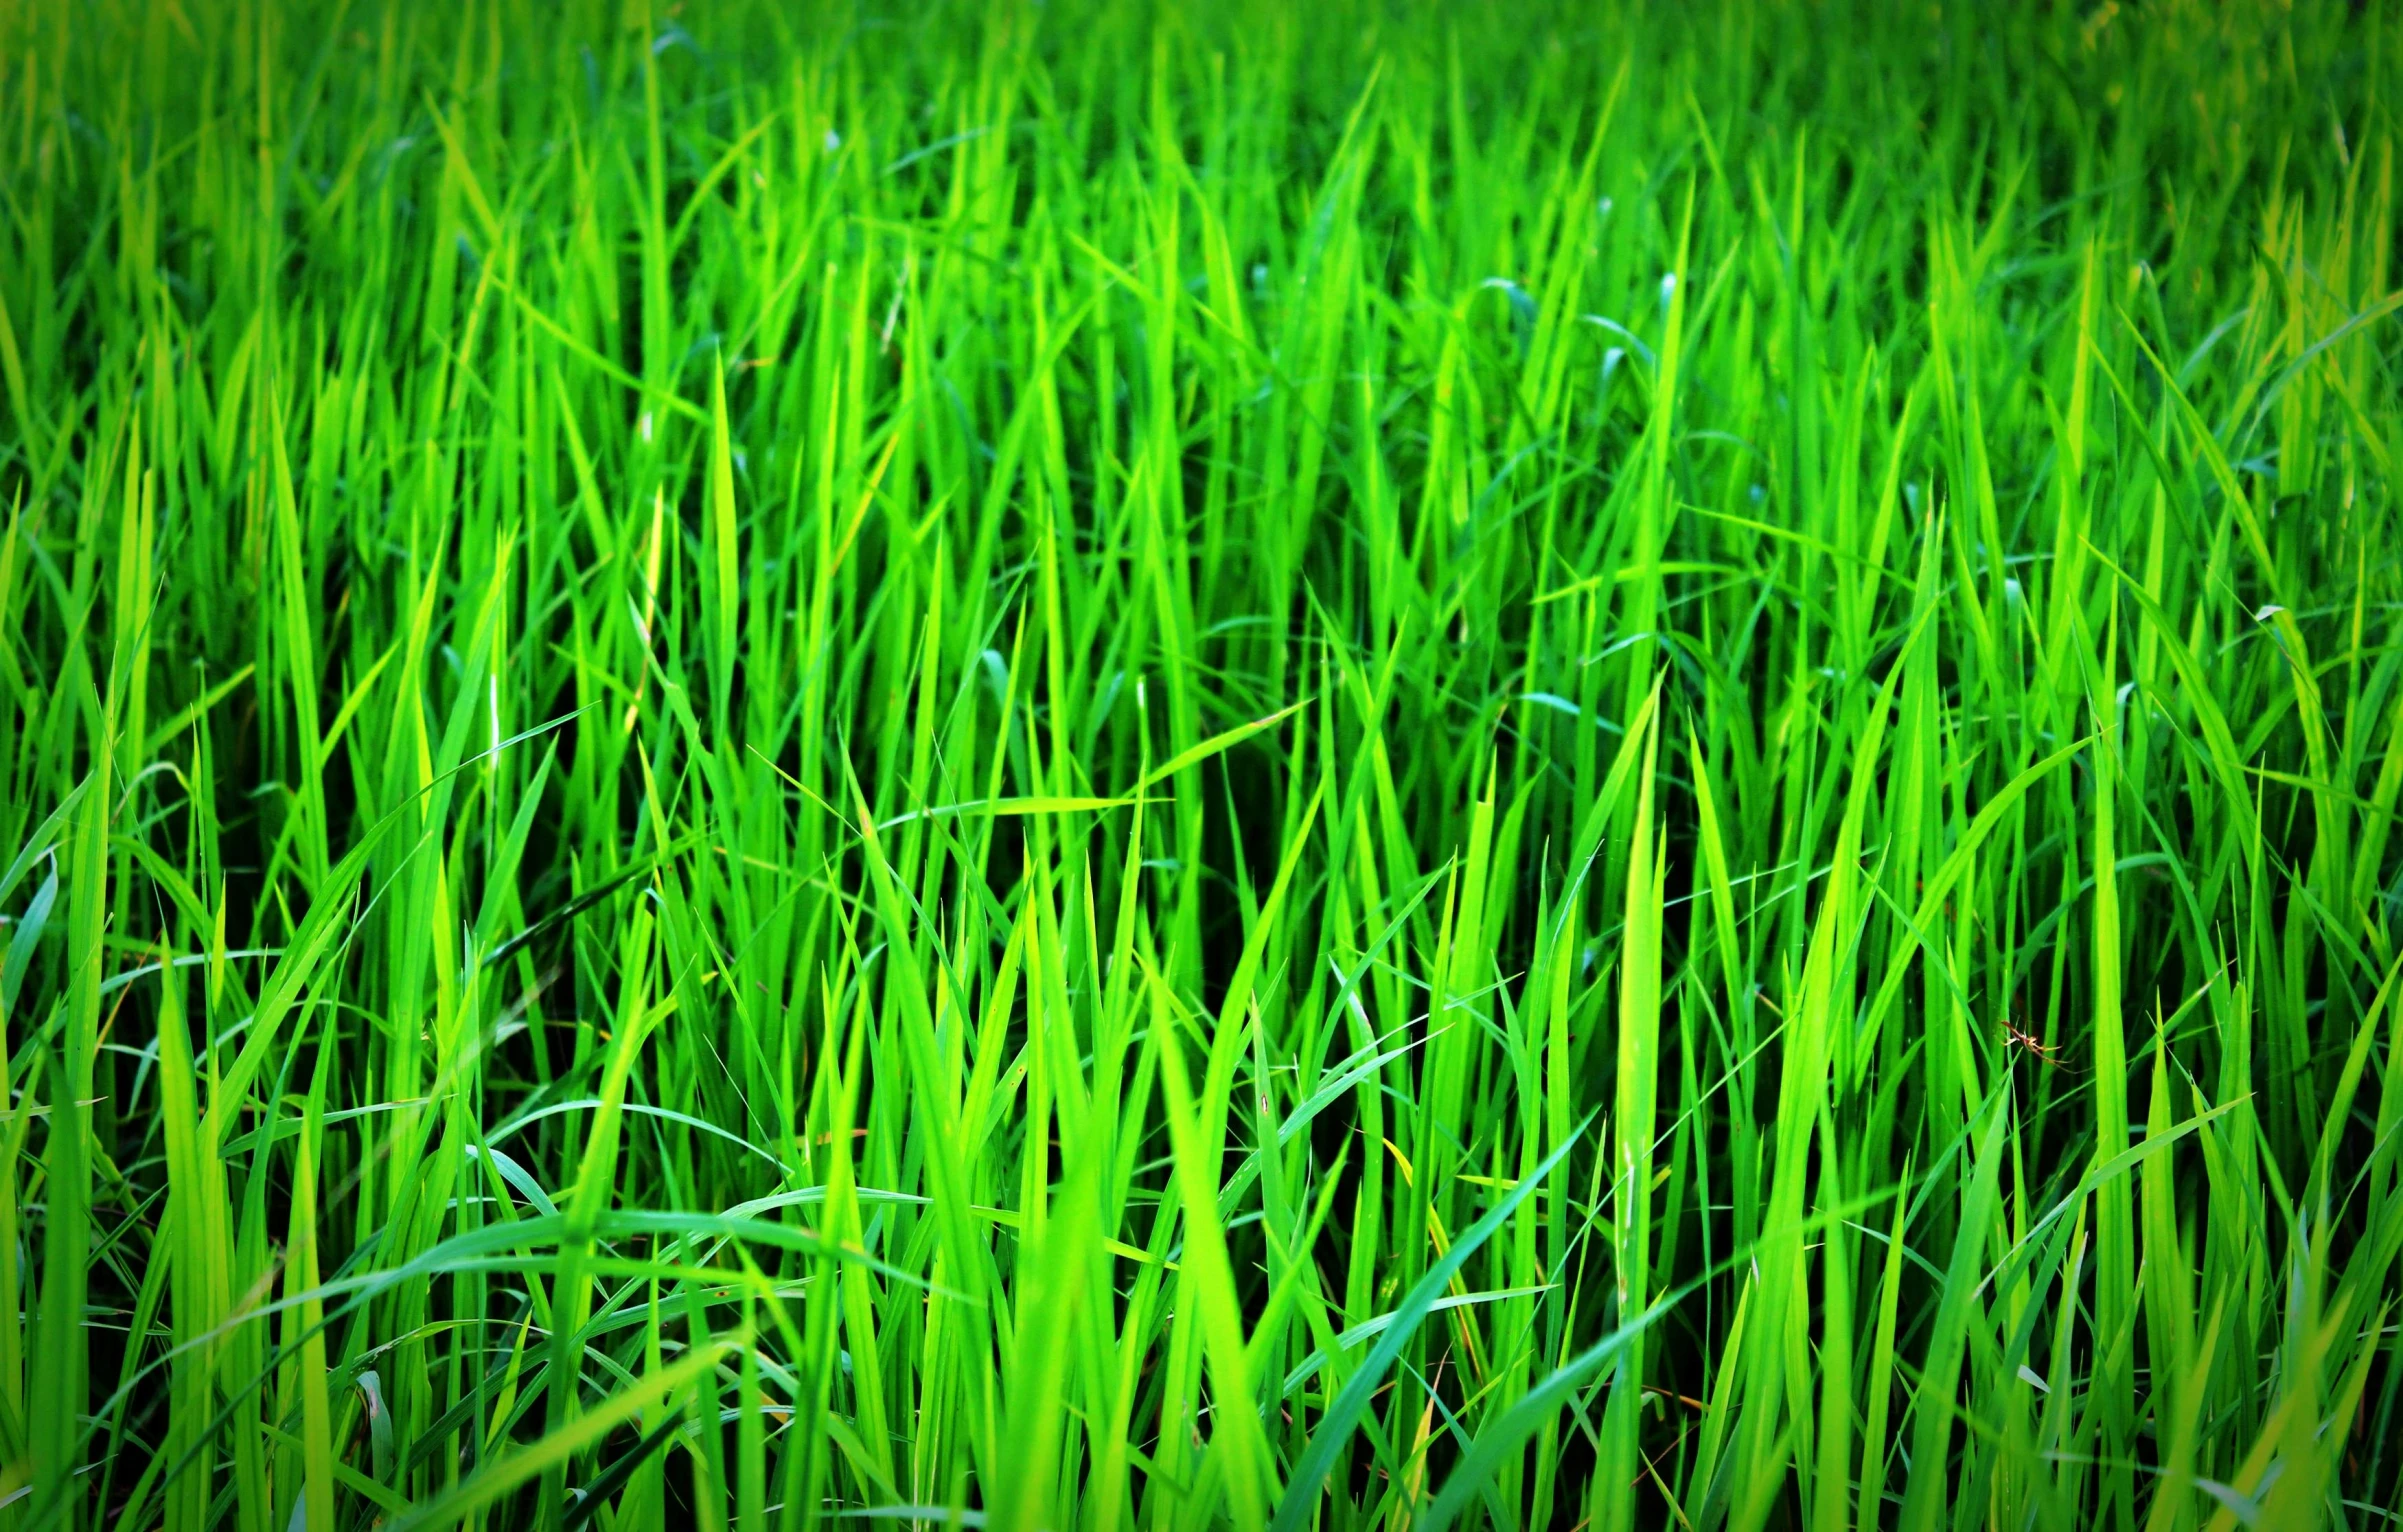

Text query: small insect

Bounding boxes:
[2003,1021,2078,1071]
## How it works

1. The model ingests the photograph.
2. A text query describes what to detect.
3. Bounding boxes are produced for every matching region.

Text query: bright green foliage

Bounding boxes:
[3,0,2402,1528]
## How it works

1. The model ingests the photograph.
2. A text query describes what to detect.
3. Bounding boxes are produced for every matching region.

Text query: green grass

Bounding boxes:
[1,0,2401,1526]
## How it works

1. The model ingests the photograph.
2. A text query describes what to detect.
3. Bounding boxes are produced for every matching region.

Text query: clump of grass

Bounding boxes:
[2,0,2400,1527]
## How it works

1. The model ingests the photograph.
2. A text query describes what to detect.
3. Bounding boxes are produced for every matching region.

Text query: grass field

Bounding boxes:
[3,0,2401,1526]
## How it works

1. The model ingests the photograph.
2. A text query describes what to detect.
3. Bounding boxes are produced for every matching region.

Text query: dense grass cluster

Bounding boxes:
[3,0,2401,1526]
